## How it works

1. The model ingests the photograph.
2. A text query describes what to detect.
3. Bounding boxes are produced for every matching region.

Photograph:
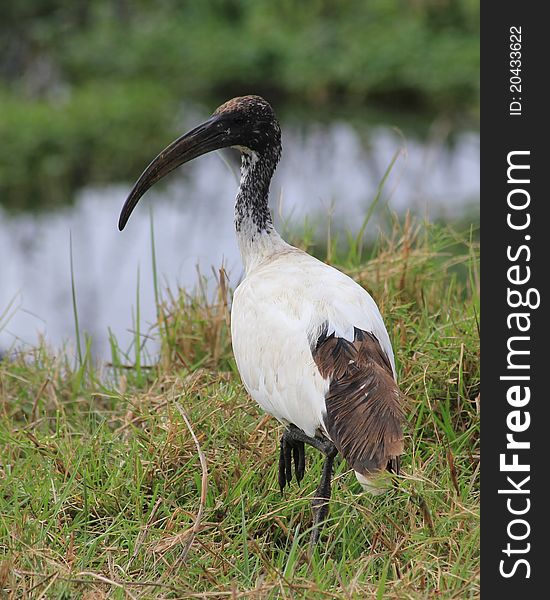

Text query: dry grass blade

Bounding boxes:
[447,447,460,496]
[174,400,209,563]
[76,572,138,600]
[128,498,163,566]
[413,495,436,536]
[37,572,59,599]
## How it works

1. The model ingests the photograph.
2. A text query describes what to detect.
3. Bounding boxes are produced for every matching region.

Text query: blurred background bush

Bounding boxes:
[0,0,479,211]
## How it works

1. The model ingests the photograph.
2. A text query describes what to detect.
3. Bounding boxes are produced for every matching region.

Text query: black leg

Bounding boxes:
[310,445,338,547]
[293,442,305,483]
[277,426,338,546]
[284,424,334,455]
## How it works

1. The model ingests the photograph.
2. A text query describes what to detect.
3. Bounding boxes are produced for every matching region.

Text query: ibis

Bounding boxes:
[118,96,404,545]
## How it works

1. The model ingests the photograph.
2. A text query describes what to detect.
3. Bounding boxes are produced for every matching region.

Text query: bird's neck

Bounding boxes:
[235,150,288,273]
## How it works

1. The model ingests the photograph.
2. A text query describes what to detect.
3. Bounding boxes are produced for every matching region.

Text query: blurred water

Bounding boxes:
[1,119,479,359]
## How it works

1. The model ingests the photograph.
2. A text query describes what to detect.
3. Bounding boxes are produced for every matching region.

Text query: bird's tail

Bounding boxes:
[321,345,405,490]
[314,327,405,492]
[355,470,392,495]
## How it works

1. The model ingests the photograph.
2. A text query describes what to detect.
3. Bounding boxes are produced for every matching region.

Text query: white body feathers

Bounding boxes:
[231,236,396,491]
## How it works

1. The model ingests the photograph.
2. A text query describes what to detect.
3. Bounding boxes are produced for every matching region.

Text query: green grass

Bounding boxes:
[0,217,479,598]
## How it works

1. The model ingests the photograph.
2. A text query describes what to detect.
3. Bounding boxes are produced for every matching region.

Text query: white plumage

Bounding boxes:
[231,237,396,490]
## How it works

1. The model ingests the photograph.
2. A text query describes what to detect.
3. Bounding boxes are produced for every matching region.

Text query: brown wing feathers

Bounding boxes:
[313,326,404,476]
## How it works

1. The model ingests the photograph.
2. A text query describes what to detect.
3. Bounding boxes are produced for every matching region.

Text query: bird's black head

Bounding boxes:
[212,95,281,156]
[118,95,281,230]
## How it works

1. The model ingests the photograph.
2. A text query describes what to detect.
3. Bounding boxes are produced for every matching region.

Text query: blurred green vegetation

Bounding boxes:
[0,83,177,210]
[1,0,479,211]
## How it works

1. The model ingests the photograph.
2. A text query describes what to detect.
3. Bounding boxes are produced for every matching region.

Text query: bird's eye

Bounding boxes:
[232,114,247,126]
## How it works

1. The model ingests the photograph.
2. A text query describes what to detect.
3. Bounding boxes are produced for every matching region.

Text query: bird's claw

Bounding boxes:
[278,431,306,493]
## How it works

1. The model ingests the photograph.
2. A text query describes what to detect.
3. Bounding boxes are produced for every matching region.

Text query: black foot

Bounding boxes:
[278,430,306,493]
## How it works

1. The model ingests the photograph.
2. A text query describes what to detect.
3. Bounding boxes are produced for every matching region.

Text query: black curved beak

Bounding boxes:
[118,114,238,230]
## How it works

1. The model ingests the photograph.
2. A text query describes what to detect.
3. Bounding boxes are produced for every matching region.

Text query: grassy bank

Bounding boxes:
[0,218,480,598]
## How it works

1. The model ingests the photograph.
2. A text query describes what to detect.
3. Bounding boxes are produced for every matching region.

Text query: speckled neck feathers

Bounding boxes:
[235,143,289,272]
[235,151,275,234]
